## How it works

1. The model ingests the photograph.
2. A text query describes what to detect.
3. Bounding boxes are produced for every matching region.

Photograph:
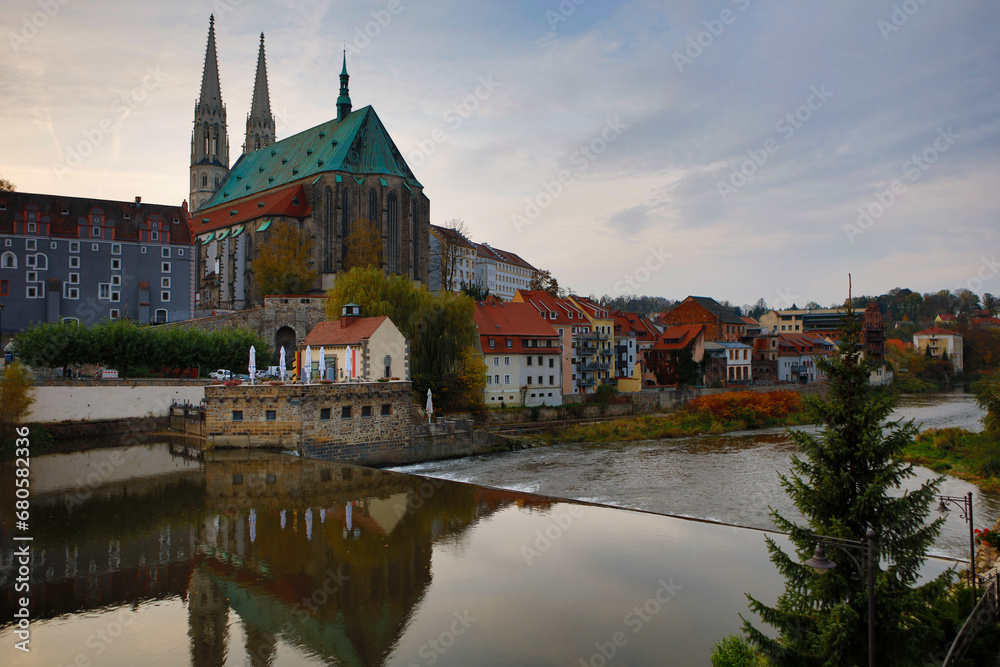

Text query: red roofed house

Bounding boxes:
[776,334,835,383]
[299,303,408,381]
[612,311,660,391]
[660,296,747,342]
[513,289,588,395]
[474,300,562,407]
[913,327,963,372]
[643,325,705,386]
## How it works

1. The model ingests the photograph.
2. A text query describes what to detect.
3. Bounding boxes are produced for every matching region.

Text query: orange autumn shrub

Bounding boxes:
[684,390,803,425]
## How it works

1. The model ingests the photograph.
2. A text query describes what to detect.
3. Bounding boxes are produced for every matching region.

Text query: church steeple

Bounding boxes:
[336,51,352,122]
[244,32,275,154]
[190,14,230,212]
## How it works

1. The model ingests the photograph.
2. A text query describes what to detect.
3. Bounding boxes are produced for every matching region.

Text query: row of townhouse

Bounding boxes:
[470,293,895,405]
[429,224,537,300]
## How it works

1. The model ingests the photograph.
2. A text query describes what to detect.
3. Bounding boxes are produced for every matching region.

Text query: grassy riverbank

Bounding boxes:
[900,427,1000,493]
[546,390,812,443]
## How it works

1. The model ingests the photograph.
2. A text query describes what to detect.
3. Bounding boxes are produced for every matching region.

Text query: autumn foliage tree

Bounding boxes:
[253,222,318,300]
[0,177,15,192]
[343,218,383,270]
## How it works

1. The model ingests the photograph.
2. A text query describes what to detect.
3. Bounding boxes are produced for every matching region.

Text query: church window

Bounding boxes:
[203,128,210,155]
[254,135,261,150]
[412,200,419,276]
[340,188,351,261]
[202,175,208,187]
[368,189,378,223]
[211,129,219,156]
[387,191,399,274]
[323,187,333,272]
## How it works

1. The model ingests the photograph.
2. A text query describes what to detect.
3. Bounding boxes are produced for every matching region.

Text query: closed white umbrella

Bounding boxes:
[304,346,312,384]
[426,388,433,425]
[318,347,326,381]
[279,346,286,381]
[345,345,353,380]
[248,345,257,385]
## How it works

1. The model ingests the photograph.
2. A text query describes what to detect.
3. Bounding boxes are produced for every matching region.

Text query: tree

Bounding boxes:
[983,293,999,317]
[973,372,1000,433]
[0,177,15,192]
[0,362,35,444]
[429,218,471,293]
[528,269,560,297]
[343,218,383,270]
[460,281,490,300]
[253,222,318,299]
[743,296,950,665]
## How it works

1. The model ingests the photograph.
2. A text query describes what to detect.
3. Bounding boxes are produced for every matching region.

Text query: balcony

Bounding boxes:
[577,331,611,341]
[577,361,610,371]
[789,364,810,375]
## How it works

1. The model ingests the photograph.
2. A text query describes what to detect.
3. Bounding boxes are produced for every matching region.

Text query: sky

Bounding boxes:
[1,0,998,309]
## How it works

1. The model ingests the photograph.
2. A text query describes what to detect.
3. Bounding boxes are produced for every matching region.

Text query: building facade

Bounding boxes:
[913,327,964,372]
[661,296,747,342]
[0,191,193,333]
[474,300,562,407]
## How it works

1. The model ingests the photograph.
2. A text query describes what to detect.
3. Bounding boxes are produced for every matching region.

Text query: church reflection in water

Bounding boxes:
[0,446,553,666]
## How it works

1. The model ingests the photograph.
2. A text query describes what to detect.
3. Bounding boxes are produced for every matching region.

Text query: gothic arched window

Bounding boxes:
[340,188,351,261]
[412,199,419,276]
[323,187,333,272]
[387,191,399,274]
[368,189,378,223]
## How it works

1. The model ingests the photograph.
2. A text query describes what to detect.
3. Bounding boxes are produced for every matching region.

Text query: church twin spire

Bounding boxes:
[245,32,275,154]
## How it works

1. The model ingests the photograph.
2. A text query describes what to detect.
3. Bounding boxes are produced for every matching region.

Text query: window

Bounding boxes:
[362,405,372,418]
[538,356,543,365]
[494,374,500,385]
[98,284,110,299]
[26,270,37,283]
[161,291,170,302]
[92,244,99,251]
[504,374,510,384]
[527,376,532,384]
[486,375,492,385]
[504,356,510,366]
[381,404,391,416]
[153,309,168,324]
[549,358,554,368]
[232,410,244,421]
[506,338,512,348]
[341,406,352,419]
[489,338,495,348]
[265,410,276,421]
[92,226,101,238]
[26,255,36,268]
[70,241,79,253]
[527,356,533,366]
[111,291,120,302]
[141,247,147,254]
[493,356,499,366]
[150,231,159,242]
[109,309,120,319]
[161,262,170,273]
[178,248,185,257]
[69,256,80,268]
[111,275,121,286]
[161,247,171,258]
[538,376,543,385]
[1,252,16,269]
[27,223,36,234]
[68,273,79,285]
[161,277,171,289]
[26,285,39,298]
[549,375,554,385]
[111,258,121,271]
[320,408,331,420]
[111,243,121,255]
[50,241,57,250]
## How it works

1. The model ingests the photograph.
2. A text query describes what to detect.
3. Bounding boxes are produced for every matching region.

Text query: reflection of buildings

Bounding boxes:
[1,446,550,667]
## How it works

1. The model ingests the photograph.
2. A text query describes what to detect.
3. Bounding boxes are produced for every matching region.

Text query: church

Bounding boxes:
[189,16,430,311]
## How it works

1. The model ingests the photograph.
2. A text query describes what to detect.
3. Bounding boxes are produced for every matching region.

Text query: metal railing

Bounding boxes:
[942,568,1000,666]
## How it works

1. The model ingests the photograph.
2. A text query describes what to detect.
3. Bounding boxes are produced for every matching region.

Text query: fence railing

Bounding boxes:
[942,567,1000,666]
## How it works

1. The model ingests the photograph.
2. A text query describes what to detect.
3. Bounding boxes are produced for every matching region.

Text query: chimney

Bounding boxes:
[340,302,361,328]
[133,196,141,207]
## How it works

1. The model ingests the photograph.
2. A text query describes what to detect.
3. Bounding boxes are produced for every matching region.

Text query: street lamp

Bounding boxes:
[937,492,976,598]
[804,528,877,667]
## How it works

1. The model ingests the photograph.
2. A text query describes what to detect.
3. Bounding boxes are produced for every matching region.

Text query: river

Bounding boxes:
[391,392,997,561]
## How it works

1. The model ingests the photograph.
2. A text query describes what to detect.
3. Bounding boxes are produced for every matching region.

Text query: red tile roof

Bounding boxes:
[302,316,388,346]
[193,183,312,235]
[937,314,958,322]
[777,333,834,355]
[474,301,559,354]
[885,339,910,350]
[515,290,588,325]
[613,311,658,342]
[914,327,961,337]
[652,324,704,351]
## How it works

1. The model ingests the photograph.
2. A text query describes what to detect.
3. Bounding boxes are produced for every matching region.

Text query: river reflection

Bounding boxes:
[1,444,893,666]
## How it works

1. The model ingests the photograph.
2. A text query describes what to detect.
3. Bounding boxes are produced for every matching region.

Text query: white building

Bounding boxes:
[475,243,536,301]
[913,327,964,372]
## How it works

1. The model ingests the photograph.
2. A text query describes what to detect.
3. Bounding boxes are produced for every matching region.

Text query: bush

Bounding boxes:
[0,362,35,441]
[685,391,803,427]
[710,634,768,667]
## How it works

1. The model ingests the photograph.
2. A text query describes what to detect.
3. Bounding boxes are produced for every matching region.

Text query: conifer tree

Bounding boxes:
[742,296,951,665]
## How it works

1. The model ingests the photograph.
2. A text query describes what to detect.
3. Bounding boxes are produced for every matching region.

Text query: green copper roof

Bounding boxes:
[202,106,422,210]
[256,219,272,232]
[231,224,244,237]
[201,232,215,244]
